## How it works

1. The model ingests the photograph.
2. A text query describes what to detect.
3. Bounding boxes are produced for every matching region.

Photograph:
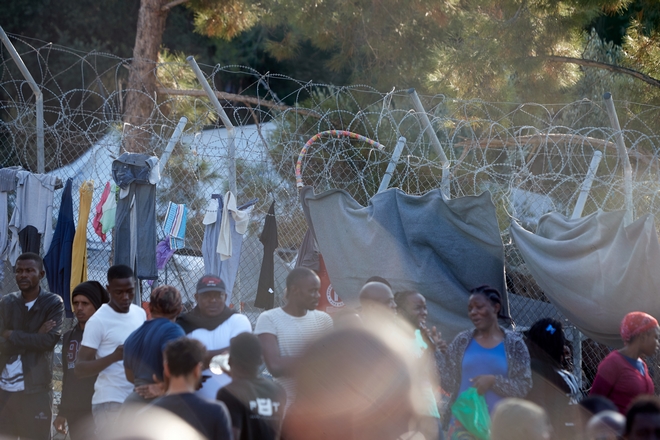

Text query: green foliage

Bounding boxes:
[251,0,455,90]
[156,49,215,127]
[186,0,260,40]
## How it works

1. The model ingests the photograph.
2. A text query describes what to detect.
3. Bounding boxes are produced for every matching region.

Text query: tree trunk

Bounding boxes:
[123,0,168,153]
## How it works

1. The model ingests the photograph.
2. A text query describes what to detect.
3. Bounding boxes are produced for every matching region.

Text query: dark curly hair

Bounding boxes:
[150,285,182,319]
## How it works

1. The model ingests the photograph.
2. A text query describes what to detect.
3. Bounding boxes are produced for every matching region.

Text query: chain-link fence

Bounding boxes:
[3,33,660,394]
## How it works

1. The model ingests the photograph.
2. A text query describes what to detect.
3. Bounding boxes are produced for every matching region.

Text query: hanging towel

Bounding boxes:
[255,201,278,309]
[44,178,75,317]
[100,184,117,234]
[217,192,251,261]
[7,171,58,264]
[162,202,188,250]
[93,182,111,242]
[70,180,94,293]
[201,196,254,305]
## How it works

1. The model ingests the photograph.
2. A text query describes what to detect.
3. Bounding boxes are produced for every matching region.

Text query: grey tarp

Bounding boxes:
[300,186,508,340]
[510,210,660,348]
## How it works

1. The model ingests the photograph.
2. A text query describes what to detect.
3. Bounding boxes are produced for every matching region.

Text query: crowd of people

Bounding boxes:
[0,251,659,439]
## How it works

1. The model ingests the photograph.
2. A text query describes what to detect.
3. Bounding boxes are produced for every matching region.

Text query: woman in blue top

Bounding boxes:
[122,285,185,404]
[438,285,532,439]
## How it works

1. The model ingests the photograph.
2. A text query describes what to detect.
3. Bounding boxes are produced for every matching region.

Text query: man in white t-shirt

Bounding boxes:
[75,265,146,433]
[255,267,333,404]
[176,274,252,400]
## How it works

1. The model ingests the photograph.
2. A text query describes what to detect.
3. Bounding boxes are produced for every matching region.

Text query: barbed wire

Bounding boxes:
[3,35,660,391]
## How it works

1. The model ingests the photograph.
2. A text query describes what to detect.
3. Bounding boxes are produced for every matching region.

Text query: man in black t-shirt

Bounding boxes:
[54,281,109,439]
[149,337,232,440]
[217,332,286,440]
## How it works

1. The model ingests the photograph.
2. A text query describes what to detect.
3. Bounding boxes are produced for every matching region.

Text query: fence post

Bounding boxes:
[378,136,406,193]
[0,26,45,173]
[159,117,188,174]
[570,326,584,391]
[603,92,633,226]
[187,56,237,195]
[407,88,450,199]
[571,151,603,220]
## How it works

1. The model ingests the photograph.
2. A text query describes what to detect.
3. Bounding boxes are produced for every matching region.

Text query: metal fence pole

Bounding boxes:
[159,116,188,174]
[187,56,237,195]
[0,26,44,173]
[571,327,584,391]
[407,88,450,199]
[603,92,633,226]
[377,136,406,193]
[571,151,603,220]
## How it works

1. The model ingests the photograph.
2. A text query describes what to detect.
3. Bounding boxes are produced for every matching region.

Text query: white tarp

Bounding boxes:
[510,210,660,347]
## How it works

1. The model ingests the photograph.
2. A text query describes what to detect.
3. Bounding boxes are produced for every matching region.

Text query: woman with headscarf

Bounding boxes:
[122,285,185,405]
[590,312,659,413]
[54,281,110,439]
[437,285,532,440]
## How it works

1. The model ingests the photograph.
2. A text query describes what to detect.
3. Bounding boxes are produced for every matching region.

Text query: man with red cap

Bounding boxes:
[590,311,659,413]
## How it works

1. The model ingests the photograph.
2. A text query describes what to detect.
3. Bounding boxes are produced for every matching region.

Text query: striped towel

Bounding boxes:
[163,202,188,250]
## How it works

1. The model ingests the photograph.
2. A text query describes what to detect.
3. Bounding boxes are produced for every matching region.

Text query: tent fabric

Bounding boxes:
[300,186,508,340]
[510,210,660,348]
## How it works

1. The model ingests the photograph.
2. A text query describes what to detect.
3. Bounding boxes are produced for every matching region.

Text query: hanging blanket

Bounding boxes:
[300,186,508,340]
[510,210,660,348]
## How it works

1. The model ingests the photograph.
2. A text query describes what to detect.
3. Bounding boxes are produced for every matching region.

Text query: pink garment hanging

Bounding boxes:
[93,182,111,242]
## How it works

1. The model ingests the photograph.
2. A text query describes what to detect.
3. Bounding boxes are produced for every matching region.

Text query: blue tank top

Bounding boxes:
[458,339,508,413]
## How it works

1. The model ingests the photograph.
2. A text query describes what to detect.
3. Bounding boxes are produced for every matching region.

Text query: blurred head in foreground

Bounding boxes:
[95,338,211,440]
[283,320,434,440]
[95,405,206,440]
[491,398,551,440]
[586,410,625,440]
[625,396,660,440]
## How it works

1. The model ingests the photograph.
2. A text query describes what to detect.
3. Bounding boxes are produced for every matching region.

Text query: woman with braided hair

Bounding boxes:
[122,285,185,405]
[437,285,532,440]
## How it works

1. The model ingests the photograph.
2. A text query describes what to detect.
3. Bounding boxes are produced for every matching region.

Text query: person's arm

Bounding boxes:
[204,348,229,369]
[75,345,123,378]
[491,334,533,398]
[589,354,617,398]
[0,299,9,353]
[5,297,63,352]
[437,331,469,400]
[258,333,298,378]
[124,365,135,384]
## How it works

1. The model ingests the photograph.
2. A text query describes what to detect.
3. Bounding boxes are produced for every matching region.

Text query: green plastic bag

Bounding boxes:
[451,387,491,440]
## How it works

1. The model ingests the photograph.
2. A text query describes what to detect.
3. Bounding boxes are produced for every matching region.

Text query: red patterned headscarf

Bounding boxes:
[620,312,659,342]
